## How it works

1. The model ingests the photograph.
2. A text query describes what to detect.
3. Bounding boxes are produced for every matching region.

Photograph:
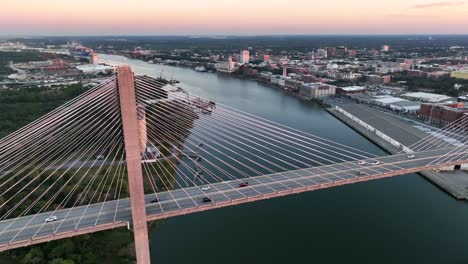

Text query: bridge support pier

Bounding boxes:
[117,66,151,264]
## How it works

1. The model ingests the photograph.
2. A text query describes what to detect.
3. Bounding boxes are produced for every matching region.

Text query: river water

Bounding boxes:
[100,54,468,264]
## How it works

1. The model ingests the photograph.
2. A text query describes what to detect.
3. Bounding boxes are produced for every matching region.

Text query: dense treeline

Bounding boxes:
[3,229,135,264]
[0,84,136,264]
[0,65,16,76]
[392,74,468,97]
[0,84,88,138]
[11,35,468,55]
[0,51,49,65]
[0,84,196,263]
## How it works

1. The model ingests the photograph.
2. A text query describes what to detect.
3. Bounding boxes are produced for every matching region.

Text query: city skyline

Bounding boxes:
[1,0,468,35]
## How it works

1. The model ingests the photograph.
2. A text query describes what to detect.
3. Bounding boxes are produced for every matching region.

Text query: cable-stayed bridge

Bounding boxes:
[0,66,467,263]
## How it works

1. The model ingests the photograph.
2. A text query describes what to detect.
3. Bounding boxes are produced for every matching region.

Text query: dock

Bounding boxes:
[326,101,468,200]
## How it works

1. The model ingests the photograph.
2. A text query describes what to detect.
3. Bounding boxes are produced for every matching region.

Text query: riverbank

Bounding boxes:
[326,104,468,200]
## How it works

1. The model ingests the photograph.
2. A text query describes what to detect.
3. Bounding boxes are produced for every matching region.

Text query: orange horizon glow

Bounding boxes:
[1,0,468,35]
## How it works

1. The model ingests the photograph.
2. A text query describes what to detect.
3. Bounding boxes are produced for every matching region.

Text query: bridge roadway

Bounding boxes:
[0,146,466,251]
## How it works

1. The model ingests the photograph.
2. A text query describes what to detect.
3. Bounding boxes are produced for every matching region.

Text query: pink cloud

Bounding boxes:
[413,1,468,9]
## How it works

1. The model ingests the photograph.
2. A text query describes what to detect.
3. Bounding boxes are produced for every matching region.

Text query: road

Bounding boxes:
[0,146,467,251]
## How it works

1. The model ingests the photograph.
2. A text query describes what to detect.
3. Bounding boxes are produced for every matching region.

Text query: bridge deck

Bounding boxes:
[0,147,466,251]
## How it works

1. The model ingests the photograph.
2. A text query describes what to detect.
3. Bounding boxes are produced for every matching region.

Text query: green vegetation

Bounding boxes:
[0,83,196,263]
[392,73,468,97]
[4,229,135,264]
[0,84,135,263]
[0,65,15,76]
[0,51,46,65]
[0,84,88,138]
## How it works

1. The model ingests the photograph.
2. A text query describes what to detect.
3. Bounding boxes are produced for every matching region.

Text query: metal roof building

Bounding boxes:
[402,92,453,103]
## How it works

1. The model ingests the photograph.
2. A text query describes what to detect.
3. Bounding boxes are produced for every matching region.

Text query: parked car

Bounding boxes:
[357,161,366,165]
[45,216,58,223]
[407,154,415,159]
[150,198,159,203]
[357,171,366,176]
[372,161,380,165]
[201,186,211,191]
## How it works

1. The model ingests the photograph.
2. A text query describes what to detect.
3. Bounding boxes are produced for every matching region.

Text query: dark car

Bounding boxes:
[239,182,249,187]
[357,171,366,176]
[150,198,159,203]
[202,197,212,203]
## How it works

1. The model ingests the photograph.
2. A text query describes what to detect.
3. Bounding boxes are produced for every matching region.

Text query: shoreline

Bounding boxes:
[326,107,468,200]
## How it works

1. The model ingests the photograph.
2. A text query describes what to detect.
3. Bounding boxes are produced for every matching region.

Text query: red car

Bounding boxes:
[239,182,249,187]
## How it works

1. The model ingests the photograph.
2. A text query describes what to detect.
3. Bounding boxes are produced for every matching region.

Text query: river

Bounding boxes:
[100,54,468,264]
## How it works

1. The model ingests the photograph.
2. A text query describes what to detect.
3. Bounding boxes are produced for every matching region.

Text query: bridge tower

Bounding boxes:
[117,66,151,264]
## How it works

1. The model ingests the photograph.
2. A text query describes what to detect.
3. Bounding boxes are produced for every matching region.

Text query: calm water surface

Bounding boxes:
[100,54,468,264]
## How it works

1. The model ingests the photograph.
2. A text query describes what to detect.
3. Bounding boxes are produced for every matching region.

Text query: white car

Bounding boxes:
[45,216,58,223]
[201,186,211,191]
[407,154,415,159]
[372,161,380,165]
[357,161,366,165]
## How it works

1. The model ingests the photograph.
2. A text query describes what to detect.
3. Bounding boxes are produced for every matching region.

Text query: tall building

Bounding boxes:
[317,49,327,58]
[347,49,357,57]
[89,52,99,64]
[326,47,336,58]
[335,46,347,57]
[240,50,250,64]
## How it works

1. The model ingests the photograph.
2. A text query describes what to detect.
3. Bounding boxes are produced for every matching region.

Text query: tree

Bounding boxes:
[21,248,44,264]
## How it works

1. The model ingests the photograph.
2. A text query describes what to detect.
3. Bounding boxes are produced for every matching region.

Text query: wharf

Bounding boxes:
[326,101,468,200]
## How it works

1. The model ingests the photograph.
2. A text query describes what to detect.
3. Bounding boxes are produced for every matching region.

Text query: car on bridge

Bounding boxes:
[372,161,380,165]
[201,186,211,191]
[45,216,57,223]
[202,197,212,203]
[150,198,159,203]
[357,161,366,165]
[407,154,415,159]
[357,171,366,176]
[239,182,249,187]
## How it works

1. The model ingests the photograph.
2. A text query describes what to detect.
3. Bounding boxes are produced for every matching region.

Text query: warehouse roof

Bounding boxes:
[402,92,453,103]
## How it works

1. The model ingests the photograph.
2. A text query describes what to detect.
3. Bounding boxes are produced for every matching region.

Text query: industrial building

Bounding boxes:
[402,92,454,103]
[299,83,336,99]
[76,64,115,75]
[419,102,468,126]
[388,100,421,113]
[336,86,366,95]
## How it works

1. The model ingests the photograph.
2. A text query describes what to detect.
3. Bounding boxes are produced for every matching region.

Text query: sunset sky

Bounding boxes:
[1,0,468,35]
